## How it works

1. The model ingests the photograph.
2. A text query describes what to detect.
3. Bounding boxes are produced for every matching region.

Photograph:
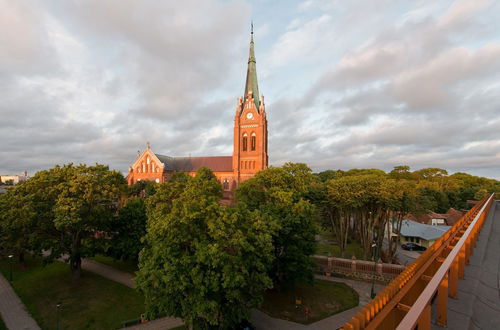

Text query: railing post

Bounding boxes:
[377,259,383,276]
[417,304,431,330]
[458,245,465,279]
[351,256,357,273]
[450,257,458,298]
[465,237,471,265]
[437,272,448,327]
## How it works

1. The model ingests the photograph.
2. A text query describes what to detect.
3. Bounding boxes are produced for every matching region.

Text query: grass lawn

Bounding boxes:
[0,255,144,330]
[89,254,138,274]
[316,241,365,260]
[260,279,359,324]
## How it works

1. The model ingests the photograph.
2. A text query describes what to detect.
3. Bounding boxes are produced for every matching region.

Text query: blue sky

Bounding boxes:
[1,0,500,178]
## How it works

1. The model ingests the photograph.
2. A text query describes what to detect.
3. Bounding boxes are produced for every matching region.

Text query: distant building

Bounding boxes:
[126,29,268,202]
[405,208,464,226]
[399,219,451,248]
[0,172,28,185]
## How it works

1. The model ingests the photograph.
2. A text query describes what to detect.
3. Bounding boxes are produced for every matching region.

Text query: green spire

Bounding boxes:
[244,23,260,110]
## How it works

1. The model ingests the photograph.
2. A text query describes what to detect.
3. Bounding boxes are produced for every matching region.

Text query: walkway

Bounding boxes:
[79,259,183,330]
[82,257,389,329]
[0,272,41,330]
[250,276,385,330]
[82,259,135,288]
[431,200,500,329]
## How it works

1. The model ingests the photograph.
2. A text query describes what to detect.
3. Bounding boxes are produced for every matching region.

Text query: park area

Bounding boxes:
[0,254,360,329]
[0,255,144,330]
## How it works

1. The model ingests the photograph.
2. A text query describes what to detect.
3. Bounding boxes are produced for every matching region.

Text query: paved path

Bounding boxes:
[397,249,420,265]
[250,275,385,330]
[82,259,136,288]
[79,259,183,330]
[431,200,500,330]
[0,272,41,330]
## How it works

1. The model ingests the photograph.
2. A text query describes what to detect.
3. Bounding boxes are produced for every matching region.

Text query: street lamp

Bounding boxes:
[8,255,13,281]
[370,243,378,299]
[56,302,62,330]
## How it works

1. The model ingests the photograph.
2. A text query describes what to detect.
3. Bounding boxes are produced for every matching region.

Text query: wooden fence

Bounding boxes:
[314,255,406,282]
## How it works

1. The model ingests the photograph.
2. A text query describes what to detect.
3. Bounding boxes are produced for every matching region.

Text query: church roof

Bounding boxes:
[155,154,233,172]
[244,25,260,110]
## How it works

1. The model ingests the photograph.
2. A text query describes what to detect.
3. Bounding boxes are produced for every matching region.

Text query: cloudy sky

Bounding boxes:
[1,0,500,179]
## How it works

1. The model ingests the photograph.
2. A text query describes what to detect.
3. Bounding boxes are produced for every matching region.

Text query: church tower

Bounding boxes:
[233,27,268,184]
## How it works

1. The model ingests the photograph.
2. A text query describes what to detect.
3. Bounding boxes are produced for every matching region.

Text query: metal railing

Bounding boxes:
[343,193,495,329]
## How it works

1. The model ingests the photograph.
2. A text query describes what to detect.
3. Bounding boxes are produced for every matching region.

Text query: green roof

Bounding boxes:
[244,28,260,110]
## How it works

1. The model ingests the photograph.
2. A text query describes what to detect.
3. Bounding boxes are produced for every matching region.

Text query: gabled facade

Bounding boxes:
[126,29,268,200]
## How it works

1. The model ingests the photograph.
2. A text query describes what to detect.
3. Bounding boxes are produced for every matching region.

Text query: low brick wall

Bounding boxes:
[314,255,406,283]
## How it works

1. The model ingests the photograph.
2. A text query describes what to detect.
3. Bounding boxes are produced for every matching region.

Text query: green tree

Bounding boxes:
[145,172,191,220]
[325,174,418,260]
[136,168,273,329]
[51,164,126,276]
[0,164,126,277]
[389,165,414,180]
[474,189,488,201]
[236,163,318,289]
[316,169,344,182]
[0,182,37,261]
[105,198,147,262]
[129,180,157,197]
[344,168,387,177]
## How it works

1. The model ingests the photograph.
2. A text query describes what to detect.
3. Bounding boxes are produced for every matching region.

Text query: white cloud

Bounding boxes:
[1,0,500,180]
[267,14,334,67]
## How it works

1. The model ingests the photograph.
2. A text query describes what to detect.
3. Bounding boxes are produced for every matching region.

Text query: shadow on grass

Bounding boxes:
[260,279,359,325]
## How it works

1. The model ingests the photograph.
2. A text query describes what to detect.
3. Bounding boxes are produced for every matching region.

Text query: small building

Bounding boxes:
[0,173,28,185]
[405,208,464,226]
[399,220,451,249]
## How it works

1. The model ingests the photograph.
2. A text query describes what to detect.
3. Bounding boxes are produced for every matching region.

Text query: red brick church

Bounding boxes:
[127,29,268,197]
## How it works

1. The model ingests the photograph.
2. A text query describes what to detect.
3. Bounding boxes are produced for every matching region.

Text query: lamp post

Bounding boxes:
[370,243,378,299]
[56,302,62,330]
[8,255,13,281]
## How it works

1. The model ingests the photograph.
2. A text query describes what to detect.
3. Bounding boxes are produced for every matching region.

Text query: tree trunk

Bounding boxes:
[70,253,82,278]
[70,235,82,278]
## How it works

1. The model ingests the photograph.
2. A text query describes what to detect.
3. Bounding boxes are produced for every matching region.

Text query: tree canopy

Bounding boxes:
[236,163,318,289]
[136,168,273,329]
[0,164,126,276]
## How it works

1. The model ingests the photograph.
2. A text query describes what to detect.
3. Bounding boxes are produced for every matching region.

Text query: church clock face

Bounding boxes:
[246,112,254,119]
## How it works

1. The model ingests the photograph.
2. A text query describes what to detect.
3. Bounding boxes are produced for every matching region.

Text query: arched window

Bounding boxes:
[242,133,248,151]
[223,178,229,190]
[251,132,256,151]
